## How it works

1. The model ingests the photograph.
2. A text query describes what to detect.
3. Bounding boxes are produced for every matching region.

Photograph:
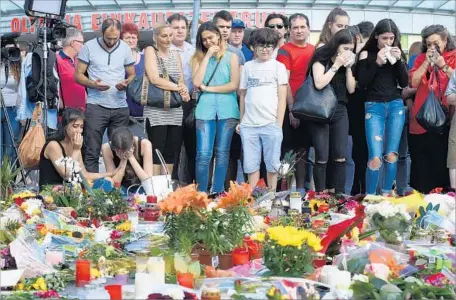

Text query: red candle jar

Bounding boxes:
[318,204,329,213]
[232,247,250,265]
[75,259,91,287]
[177,272,194,289]
[245,237,263,260]
[147,195,157,204]
[105,284,122,300]
[312,253,326,269]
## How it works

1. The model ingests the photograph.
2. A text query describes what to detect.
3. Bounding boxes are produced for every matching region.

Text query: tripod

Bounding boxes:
[0,89,27,185]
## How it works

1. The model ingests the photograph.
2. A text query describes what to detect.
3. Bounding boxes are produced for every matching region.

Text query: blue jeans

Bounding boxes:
[377,123,412,195]
[0,107,21,164]
[345,136,355,195]
[196,118,237,193]
[365,100,405,194]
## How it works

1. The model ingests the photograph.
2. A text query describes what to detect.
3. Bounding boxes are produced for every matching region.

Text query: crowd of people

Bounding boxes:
[2,7,456,197]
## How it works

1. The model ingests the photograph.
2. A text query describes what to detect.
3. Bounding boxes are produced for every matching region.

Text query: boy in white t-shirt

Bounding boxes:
[236,28,288,191]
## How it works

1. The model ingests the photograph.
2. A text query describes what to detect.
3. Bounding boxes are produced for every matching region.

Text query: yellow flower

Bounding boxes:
[16,283,24,291]
[308,199,326,214]
[31,208,41,216]
[251,232,265,242]
[306,231,323,252]
[267,226,322,251]
[88,207,93,213]
[36,277,47,291]
[20,203,28,210]
[44,196,54,204]
[91,268,101,279]
[116,221,132,232]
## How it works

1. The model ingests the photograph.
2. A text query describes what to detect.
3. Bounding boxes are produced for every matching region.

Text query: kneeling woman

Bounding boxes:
[39,109,113,190]
[102,127,153,189]
[307,29,356,194]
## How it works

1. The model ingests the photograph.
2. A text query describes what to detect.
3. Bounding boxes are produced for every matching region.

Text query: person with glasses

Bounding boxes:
[55,28,87,112]
[229,19,254,62]
[236,28,288,191]
[265,13,289,59]
[75,18,136,172]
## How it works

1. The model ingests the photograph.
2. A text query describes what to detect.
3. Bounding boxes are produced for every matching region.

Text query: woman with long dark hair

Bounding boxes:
[191,22,240,193]
[307,29,356,194]
[38,109,113,189]
[357,19,408,195]
[409,25,456,192]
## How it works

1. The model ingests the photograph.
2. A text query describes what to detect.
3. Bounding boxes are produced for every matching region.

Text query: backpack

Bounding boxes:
[26,46,59,109]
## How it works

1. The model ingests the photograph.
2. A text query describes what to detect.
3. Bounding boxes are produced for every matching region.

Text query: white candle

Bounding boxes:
[147,257,165,284]
[135,272,153,299]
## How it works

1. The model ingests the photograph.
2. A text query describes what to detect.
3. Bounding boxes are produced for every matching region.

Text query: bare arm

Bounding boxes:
[239,89,246,122]
[277,84,287,127]
[74,61,95,89]
[447,93,456,106]
[346,67,356,94]
[411,59,430,88]
[128,139,153,181]
[144,47,180,91]
[312,62,338,90]
[205,54,240,94]
[44,142,80,180]
[124,64,135,85]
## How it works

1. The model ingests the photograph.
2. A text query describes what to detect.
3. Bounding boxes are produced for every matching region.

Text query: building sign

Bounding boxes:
[10,10,285,33]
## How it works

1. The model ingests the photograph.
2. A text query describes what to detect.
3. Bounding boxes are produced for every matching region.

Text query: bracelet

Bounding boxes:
[440,64,449,72]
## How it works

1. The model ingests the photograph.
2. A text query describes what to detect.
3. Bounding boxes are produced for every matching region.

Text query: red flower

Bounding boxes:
[257,179,267,188]
[14,197,24,207]
[111,242,121,249]
[307,190,316,200]
[110,230,123,240]
[319,204,366,254]
[264,216,272,225]
[70,210,77,219]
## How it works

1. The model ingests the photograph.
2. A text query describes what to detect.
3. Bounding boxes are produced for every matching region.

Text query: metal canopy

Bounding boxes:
[1,0,455,16]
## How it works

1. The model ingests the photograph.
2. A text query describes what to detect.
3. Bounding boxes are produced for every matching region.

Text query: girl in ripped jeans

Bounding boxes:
[357,19,409,195]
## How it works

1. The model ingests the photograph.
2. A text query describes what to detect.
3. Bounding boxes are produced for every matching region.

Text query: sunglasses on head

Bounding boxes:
[268,24,285,29]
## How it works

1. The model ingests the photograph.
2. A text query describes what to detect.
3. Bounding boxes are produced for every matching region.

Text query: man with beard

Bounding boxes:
[75,18,135,172]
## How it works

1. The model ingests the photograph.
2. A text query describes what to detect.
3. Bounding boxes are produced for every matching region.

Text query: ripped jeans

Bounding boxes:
[196,118,237,193]
[365,99,405,195]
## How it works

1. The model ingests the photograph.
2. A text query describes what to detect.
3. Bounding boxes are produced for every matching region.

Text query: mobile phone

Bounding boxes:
[435,46,441,55]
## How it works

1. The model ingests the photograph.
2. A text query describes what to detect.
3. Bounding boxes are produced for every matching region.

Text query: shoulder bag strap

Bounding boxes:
[196,57,223,105]
[153,47,172,110]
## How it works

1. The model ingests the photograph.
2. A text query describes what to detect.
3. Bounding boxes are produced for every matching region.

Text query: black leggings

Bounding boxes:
[146,120,183,165]
[308,104,349,193]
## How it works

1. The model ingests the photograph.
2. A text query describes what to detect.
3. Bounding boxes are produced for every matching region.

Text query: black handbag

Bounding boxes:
[416,65,449,135]
[291,64,338,123]
[127,47,182,110]
[184,59,222,128]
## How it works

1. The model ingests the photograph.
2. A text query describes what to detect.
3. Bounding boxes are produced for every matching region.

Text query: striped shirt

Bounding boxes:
[144,49,183,127]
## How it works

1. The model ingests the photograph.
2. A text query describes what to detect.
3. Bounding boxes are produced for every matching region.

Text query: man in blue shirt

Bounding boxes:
[230,19,254,62]
[75,19,135,172]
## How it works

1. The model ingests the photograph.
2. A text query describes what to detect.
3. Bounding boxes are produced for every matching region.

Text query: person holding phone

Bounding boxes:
[75,18,136,172]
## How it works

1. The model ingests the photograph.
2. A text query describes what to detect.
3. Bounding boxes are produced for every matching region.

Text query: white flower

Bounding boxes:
[352,274,369,283]
[206,201,217,212]
[166,287,184,300]
[279,163,290,176]
[106,198,113,205]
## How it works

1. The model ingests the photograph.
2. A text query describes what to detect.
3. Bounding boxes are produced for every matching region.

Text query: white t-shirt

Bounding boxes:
[240,59,288,127]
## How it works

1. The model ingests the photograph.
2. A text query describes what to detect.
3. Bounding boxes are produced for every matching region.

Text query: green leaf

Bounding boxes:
[433,204,440,212]
[371,277,388,290]
[419,206,426,217]
[187,261,201,277]
[174,253,188,274]
[426,203,432,212]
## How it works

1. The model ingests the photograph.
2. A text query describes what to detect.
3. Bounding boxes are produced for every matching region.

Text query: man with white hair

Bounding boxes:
[56,27,86,111]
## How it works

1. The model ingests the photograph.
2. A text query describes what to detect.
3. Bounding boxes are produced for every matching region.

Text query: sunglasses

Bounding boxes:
[268,24,285,30]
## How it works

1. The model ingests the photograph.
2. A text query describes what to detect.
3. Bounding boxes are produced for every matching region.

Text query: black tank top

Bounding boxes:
[39,141,66,190]
[111,137,144,188]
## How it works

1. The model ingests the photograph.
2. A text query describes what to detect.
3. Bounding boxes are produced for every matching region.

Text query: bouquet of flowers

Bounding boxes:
[262,226,322,276]
[365,201,411,245]
[277,151,303,191]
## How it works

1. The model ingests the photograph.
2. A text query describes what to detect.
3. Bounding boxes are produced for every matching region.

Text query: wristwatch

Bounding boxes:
[330,65,338,73]
[441,64,449,72]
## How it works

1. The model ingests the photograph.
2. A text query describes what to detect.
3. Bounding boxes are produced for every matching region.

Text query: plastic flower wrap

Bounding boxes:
[365,201,411,245]
[263,226,322,276]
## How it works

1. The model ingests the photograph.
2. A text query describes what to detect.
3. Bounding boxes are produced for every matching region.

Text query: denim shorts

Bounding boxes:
[240,123,283,174]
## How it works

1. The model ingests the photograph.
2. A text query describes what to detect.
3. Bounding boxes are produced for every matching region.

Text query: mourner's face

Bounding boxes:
[155,27,174,49]
[170,20,188,44]
[103,27,120,48]
[122,32,138,49]
[425,34,447,54]
[66,119,84,137]
[267,18,287,39]
[376,32,395,48]
[201,30,221,50]
[329,16,349,37]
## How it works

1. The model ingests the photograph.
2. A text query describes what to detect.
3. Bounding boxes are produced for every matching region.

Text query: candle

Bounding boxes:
[135,273,153,299]
[105,284,122,300]
[75,259,91,287]
[177,272,194,289]
[289,192,302,211]
[232,247,249,266]
[147,257,165,284]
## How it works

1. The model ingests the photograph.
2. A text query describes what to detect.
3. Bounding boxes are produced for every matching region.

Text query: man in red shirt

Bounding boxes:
[56,28,87,112]
[277,13,315,196]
